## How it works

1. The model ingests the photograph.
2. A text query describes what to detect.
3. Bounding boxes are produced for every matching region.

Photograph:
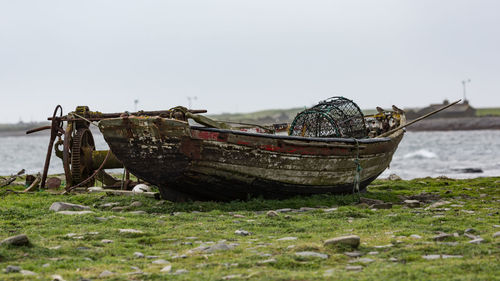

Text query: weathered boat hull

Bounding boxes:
[99,117,404,201]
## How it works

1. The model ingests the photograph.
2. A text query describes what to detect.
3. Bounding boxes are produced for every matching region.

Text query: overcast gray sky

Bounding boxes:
[1,0,499,123]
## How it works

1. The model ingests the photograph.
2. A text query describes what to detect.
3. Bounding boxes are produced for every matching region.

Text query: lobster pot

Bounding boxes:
[289,97,367,138]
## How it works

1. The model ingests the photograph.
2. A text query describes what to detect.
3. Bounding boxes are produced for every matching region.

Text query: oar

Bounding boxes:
[377,99,462,138]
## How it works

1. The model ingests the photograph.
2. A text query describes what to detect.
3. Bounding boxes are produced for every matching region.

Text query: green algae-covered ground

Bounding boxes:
[0,177,499,280]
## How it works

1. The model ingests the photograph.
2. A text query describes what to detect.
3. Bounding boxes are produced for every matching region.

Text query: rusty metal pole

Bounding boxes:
[40,105,63,189]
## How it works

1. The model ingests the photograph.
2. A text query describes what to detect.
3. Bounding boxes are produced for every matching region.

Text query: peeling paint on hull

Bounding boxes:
[99,117,404,201]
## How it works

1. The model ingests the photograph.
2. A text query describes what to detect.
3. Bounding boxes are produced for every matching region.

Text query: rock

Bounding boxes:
[160,265,172,272]
[133,252,145,258]
[100,202,120,208]
[387,174,401,180]
[344,251,363,258]
[146,255,160,259]
[422,254,441,260]
[233,214,245,218]
[276,208,293,213]
[130,201,143,207]
[57,211,94,215]
[359,197,384,205]
[99,270,114,277]
[266,211,279,217]
[410,234,422,239]
[295,251,328,259]
[87,186,104,192]
[101,239,114,243]
[129,211,147,215]
[371,203,392,209]
[257,258,278,266]
[51,274,66,281]
[152,259,170,264]
[468,238,485,244]
[42,263,50,268]
[323,268,335,277]
[20,269,37,276]
[345,265,363,271]
[322,207,338,212]
[357,258,374,264]
[132,184,151,192]
[324,235,360,248]
[119,228,143,234]
[173,269,188,275]
[277,237,297,241]
[235,229,250,236]
[111,206,128,212]
[442,255,463,259]
[464,228,478,234]
[373,244,393,248]
[4,265,21,273]
[493,231,500,238]
[464,233,478,239]
[49,202,90,212]
[1,234,30,246]
[404,200,421,208]
[433,233,452,241]
[46,177,62,189]
[222,274,243,280]
[388,257,398,262]
[367,251,379,255]
[425,200,451,209]
[299,207,316,212]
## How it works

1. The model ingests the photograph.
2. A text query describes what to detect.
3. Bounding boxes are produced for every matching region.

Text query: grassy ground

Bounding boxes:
[0,177,499,280]
[476,108,500,117]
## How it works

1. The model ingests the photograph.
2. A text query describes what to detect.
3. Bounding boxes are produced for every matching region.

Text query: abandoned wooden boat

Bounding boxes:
[98,97,406,201]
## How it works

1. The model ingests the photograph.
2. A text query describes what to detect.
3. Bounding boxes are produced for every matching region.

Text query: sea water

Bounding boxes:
[1,130,499,179]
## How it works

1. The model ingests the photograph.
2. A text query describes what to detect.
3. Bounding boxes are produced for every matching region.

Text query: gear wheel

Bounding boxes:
[69,128,95,186]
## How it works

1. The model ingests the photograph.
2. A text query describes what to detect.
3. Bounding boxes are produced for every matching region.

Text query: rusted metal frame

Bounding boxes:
[48,109,207,121]
[40,105,63,189]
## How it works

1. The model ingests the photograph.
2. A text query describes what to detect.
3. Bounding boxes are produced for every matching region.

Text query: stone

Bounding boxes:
[222,274,243,280]
[404,200,421,208]
[111,206,128,212]
[464,233,478,240]
[371,203,392,209]
[133,252,145,258]
[87,186,104,192]
[345,265,363,271]
[468,238,485,244]
[129,211,147,215]
[100,202,120,208]
[258,258,277,264]
[46,177,62,189]
[422,254,441,260]
[388,257,398,262]
[49,202,90,212]
[433,233,452,241]
[51,274,66,281]
[493,231,500,238]
[132,184,151,192]
[101,239,114,243]
[20,269,37,276]
[276,208,293,213]
[130,201,143,207]
[299,207,316,212]
[4,265,21,273]
[442,255,463,259]
[387,174,401,180]
[425,200,451,209]
[57,211,94,215]
[324,235,360,248]
[322,207,338,212]
[410,234,422,239]
[99,270,114,277]
[373,244,394,248]
[152,259,170,264]
[277,237,297,241]
[266,211,279,217]
[174,269,188,275]
[344,251,363,258]
[295,251,328,259]
[367,251,379,255]
[160,265,172,272]
[119,228,143,234]
[1,234,30,246]
[357,258,374,264]
[235,229,250,236]
[464,228,478,234]
[233,214,245,218]
[146,255,160,259]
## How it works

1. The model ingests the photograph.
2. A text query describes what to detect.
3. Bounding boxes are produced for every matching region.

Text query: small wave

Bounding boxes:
[403,149,438,159]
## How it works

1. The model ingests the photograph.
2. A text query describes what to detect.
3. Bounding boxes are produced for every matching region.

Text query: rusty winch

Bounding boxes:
[28,105,206,191]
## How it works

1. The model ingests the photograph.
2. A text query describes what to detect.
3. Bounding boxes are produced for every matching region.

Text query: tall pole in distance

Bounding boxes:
[462,79,471,102]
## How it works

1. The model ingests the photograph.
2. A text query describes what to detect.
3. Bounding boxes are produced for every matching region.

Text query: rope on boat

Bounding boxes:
[353,138,362,199]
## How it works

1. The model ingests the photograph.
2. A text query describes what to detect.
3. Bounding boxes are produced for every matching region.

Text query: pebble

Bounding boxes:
[146,255,160,259]
[266,211,279,217]
[4,265,21,273]
[373,244,393,248]
[101,239,114,243]
[173,269,188,275]
[1,234,30,246]
[49,202,90,212]
[404,200,421,208]
[276,208,293,213]
[258,258,277,264]
[277,237,297,241]
[100,202,120,208]
[42,263,50,268]
[344,251,363,258]
[433,233,452,241]
[160,265,172,272]
[426,201,451,209]
[57,211,94,215]
[222,274,243,280]
[371,203,392,209]
[468,238,485,244]
[323,269,335,277]
[322,207,338,212]
[387,174,401,180]
[345,265,363,271]
[152,259,170,265]
[20,270,37,276]
[128,211,147,215]
[133,252,145,258]
[299,207,316,212]
[388,257,398,262]
[235,229,250,236]
[111,206,128,212]
[367,251,379,255]
[464,228,478,234]
[493,231,500,238]
[423,254,463,260]
[324,235,360,248]
[233,214,245,218]
[130,201,143,207]
[51,274,66,281]
[410,234,422,239]
[99,270,114,277]
[295,251,329,259]
[119,228,143,234]
[355,258,374,264]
